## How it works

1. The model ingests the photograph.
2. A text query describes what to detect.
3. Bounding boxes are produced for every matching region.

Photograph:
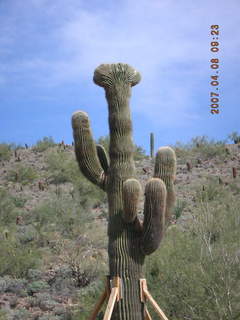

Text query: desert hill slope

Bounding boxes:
[0,138,239,320]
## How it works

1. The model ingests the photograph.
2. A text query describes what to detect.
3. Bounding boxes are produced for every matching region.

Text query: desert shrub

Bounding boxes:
[72,280,106,320]
[173,136,228,165]
[173,199,187,220]
[27,280,50,295]
[190,136,227,160]
[228,131,240,144]
[33,136,56,152]
[0,188,20,225]
[145,188,240,319]
[30,192,96,239]
[74,176,106,210]
[6,164,38,185]
[195,177,226,203]
[0,310,7,320]
[46,149,106,207]
[45,150,76,184]
[59,241,105,288]
[16,224,39,244]
[229,182,240,195]
[12,308,31,319]
[0,276,27,294]
[0,143,12,161]
[171,141,192,165]
[0,238,41,278]
[9,142,24,150]
[12,195,27,208]
[133,145,147,160]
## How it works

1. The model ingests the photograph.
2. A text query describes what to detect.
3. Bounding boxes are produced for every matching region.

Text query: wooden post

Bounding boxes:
[145,307,152,320]
[88,287,107,320]
[89,277,169,320]
[88,276,110,320]
[103,277,122,320]
[140,279,169,320]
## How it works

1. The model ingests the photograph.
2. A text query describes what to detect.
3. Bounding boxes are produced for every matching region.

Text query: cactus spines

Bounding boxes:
[150,132,154,158]
[93,63,141,89]
[141,178,166,255]
[72,111,107,190]
[154,146,176,225]
[71,63,176,320]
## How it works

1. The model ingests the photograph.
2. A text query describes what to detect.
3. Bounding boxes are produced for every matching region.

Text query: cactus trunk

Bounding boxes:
[72,63,176,320]
[106,80,145,319]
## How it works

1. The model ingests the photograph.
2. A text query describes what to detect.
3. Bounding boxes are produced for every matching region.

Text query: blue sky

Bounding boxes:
[0,0,239,153]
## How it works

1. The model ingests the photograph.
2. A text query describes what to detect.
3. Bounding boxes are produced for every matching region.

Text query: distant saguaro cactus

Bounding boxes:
[186,161,192,172]
[71,63,176,320]
[232,167,237,179]
[150,132,154,158]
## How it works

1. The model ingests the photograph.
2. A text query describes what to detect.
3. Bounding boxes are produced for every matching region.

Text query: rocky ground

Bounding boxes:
[0,142,239,319]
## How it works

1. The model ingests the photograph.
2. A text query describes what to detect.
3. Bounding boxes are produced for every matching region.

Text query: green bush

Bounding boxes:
[30,193,95,238]
[133,145,147,160]
[72,280,106,320]
[0,143,11,161]
[12,195,27,208]
[27,280,50,295]
[173,199,187,220]
[16,224,39,244]
[45,150,77,184]
[145,189,240,319]
[191,136,227,160]
[0,238,41,278]
[6,164,38,185]
[0,188,20,225]
[45,150,105,208]
[0,310,7,320]
[228,131,240,144]
[33,136,56,152]
[12,308,31,320]
[195,177,226,203]
[172,136,228,165]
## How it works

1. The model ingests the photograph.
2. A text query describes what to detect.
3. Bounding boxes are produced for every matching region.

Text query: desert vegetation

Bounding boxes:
[0,134,239,319]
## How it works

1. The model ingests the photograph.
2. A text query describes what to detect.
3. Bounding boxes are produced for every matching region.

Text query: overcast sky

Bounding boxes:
[0,0,239,153]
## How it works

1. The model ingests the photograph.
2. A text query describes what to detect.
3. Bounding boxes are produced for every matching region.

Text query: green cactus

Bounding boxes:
[71,63,176,320]
[150,132,154,158]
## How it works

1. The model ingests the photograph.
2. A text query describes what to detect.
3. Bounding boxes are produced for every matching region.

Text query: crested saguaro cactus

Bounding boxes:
[71,63,176,320]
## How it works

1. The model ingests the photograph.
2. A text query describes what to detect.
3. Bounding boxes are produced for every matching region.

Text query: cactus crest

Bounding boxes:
[93,63,141,88]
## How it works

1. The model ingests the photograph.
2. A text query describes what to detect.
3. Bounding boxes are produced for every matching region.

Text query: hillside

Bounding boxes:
[0,139,239,320]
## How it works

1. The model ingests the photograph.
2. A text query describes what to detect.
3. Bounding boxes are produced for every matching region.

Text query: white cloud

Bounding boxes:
[1,0,239,126]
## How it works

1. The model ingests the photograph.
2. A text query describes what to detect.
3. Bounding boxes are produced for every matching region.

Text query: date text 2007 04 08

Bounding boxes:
[210,25,220,115]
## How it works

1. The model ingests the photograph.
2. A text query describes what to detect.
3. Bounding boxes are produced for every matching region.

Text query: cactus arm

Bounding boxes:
[96,144,109,173]
[122,178,141,223]
[72,111,107,190]
[153,146,176,226]
[140,178,166,255]
[122,178,143,233]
